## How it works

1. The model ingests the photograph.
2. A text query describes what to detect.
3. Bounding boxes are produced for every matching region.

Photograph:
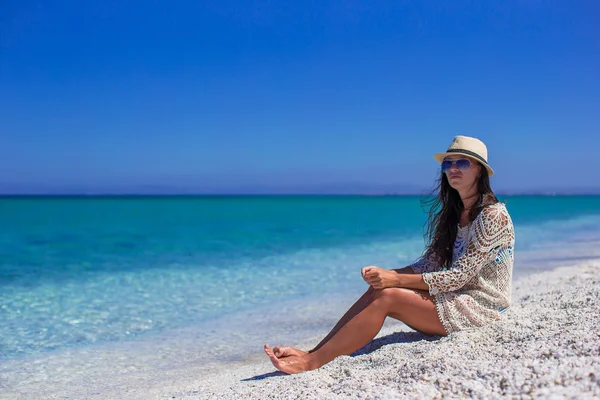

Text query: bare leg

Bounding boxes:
[264,287,445,374]
[273,287,375,358]
[274,268,416,358]
[310,286,376,352]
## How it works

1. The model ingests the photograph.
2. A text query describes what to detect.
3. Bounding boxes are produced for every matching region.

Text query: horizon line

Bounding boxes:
[2,191,600,197]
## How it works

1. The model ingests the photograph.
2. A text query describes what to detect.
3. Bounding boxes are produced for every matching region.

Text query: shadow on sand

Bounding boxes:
[350,330,441,357]
[241,370,287,381]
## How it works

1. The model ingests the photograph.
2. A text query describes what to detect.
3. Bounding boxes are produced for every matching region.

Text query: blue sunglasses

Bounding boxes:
[441,158,472,173]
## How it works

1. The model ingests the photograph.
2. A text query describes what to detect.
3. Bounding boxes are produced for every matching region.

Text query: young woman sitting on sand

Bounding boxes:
[264,135,516,374]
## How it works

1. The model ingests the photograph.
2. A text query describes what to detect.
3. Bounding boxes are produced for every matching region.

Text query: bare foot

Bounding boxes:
[272,346,308,358]
[264,345,315,374]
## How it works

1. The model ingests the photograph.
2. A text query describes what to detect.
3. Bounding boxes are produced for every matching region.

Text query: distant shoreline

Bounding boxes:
[1,193,600,198]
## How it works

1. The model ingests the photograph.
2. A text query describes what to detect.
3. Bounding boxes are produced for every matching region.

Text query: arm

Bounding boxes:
[419,205,510,295]
[362,266,430,290]
[362,247,438,290]
[395,272,430,291]
[363,205,509,291]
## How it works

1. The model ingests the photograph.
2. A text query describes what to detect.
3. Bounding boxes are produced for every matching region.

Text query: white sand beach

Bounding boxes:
[3,259,598,399]
[177,261,600,400]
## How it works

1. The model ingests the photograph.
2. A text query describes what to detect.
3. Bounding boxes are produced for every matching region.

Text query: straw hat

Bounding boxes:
[434,135,495,176]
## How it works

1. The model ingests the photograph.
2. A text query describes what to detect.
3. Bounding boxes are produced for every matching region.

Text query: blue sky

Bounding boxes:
[1,1,599,194]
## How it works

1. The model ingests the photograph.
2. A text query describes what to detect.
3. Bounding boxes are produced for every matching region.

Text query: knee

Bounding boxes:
[370,289,392,311]
[372,287,410,309]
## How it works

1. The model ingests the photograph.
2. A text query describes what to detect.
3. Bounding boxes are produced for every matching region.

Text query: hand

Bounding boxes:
[361,266,399,289]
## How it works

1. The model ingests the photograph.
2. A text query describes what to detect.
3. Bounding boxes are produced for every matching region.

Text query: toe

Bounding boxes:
[264,344,276,359]
[273,346,282,357]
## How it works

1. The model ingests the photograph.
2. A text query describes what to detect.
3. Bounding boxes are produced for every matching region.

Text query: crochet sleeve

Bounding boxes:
[408,250,438,273]
[422,205,510,295]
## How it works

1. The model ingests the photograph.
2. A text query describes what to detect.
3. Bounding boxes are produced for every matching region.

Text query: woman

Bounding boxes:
[264,135,515,374]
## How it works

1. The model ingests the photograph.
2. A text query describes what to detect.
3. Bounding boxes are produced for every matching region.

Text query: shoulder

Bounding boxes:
[475,202,513,233]
[479,202,510,218]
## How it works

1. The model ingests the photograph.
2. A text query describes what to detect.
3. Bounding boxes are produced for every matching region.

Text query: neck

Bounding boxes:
[460,189,479,211]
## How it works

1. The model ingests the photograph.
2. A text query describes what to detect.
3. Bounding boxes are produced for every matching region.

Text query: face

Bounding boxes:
[441,155,481,191]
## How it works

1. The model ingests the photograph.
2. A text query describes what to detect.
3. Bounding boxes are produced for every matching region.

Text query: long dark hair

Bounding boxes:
[421,164,498,269]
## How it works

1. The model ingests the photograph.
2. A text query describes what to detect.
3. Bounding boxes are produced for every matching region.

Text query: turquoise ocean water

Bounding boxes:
[1,195,600,366]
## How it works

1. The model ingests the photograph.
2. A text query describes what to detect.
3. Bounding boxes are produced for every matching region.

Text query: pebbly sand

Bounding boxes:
[2,261,599,399]
[176,262,600,399]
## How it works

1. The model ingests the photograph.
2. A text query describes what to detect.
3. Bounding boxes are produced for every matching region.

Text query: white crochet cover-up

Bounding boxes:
[409,202,515,334]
